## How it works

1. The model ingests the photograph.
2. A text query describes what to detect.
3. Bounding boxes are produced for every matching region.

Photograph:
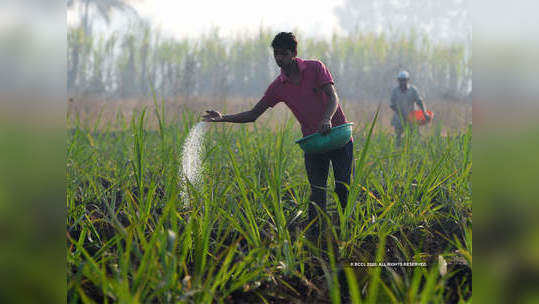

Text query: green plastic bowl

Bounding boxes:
[295,122,354,154]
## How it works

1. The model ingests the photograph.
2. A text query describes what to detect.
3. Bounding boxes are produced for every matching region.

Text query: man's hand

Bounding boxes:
[319,118,332,135]
[424,111,432,122]
[202,110,223,122]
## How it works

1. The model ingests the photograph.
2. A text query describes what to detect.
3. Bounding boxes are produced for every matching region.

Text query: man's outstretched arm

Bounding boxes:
[203,99,270,123]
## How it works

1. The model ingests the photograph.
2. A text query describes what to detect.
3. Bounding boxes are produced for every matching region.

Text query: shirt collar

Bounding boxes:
[279,57,306,83]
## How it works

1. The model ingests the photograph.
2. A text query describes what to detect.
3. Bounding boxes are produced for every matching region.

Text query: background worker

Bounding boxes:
[390,70,431,146]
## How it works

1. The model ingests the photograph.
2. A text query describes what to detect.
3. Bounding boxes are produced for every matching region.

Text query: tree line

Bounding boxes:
[68,24,471,103]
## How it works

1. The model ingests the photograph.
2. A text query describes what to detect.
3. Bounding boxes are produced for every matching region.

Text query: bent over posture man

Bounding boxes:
[203,32,353,241]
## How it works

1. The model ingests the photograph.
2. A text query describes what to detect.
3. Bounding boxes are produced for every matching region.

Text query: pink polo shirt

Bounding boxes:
[260,57,350,138]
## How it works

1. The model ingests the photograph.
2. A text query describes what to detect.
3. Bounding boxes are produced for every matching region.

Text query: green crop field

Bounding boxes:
[67,97,472,303]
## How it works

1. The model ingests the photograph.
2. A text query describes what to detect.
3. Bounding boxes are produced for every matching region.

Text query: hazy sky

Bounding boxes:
[66,0,478,44]
[68,0,346,39]
[133,0,345,38]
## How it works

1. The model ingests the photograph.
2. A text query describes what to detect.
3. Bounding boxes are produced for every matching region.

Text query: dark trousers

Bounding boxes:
[304,140,354,230]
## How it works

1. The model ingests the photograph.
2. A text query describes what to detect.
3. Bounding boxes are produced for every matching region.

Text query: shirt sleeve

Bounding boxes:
[316,60,334,87]
[260,81,281,108]
[413,86,424,107]
[390,89,397,107]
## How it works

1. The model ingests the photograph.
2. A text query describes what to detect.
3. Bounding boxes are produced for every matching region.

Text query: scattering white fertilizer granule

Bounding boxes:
[180,122,208,207]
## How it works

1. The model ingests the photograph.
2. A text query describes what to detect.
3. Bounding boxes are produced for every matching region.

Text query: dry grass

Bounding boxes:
[67,96,472,134]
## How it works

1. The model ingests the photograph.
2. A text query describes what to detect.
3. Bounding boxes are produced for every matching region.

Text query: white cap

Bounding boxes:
[397,71,410,79]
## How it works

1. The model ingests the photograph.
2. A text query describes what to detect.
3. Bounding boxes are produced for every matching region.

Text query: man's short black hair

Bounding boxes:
[271,32,297,53]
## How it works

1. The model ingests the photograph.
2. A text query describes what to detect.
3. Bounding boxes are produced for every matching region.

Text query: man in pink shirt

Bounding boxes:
[203,32,353,241]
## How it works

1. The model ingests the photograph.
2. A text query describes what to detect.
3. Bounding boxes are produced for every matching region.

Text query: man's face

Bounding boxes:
[398,78,408,89]
[273,48,295,69]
